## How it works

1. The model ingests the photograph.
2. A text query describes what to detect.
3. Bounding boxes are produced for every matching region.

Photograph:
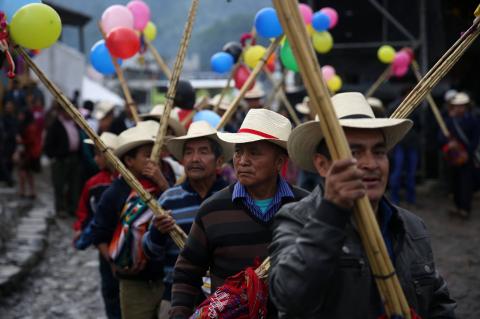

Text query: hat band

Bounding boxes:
[339,114,373,120]
[238,128,278,139]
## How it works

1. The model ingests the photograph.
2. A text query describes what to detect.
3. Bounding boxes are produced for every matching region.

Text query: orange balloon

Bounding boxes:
[266,52,276,73]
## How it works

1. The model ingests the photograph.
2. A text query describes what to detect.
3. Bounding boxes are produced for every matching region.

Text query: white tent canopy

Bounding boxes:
[81,76,124,106]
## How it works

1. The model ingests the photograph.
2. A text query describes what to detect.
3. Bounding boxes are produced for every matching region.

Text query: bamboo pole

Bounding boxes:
[16,47,188,249]
[98,22,140,123]
[216,37,281,130]
[410,60,450,137]
[273,1,410,317]
[212,61,239,113]
[145,40,172,80]
[365,64,392,98]
[150,0,199,163]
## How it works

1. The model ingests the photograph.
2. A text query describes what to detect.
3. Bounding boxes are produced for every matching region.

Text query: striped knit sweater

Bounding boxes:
[171,183,309,318]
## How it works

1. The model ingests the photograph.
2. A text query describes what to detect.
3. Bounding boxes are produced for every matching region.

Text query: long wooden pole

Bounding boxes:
[273,1,410,317]
[98,22,140,123]
[16,47,187,249]
[365,64,392,98]
[216,37,281,130]
[146,40,172,80]
[150,0,199,163]
[212,61,239,113]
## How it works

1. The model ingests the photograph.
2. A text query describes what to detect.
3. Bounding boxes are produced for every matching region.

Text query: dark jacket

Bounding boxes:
[269,186,456,319]
[44,118,80,159]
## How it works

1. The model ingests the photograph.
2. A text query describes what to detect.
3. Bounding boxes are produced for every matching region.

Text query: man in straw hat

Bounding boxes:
[230,83,267,132]
[142,120,232,318]
[92,100,116,134]
[269,92,456,318]
[92,121,175,319]
[72,132,121,319]
[170,109,308,319]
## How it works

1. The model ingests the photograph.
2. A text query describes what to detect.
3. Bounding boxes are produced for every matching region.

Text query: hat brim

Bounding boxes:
[295,103,310,115]
[217,132,287,150]
[288,118,413,173]
[114,139,154,159]
[167,133,234,162]
[138,115,186,137]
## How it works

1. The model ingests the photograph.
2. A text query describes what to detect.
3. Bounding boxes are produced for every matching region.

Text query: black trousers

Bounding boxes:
[451,161,475,212]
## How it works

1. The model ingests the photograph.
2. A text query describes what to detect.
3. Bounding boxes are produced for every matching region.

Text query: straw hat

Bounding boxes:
[92,101,115,120]
[114,120,159,158]
[84,132,119,150]
[288,92,413,173]
[450,92,470,105]
[167,121,234,162]
[209,94,231,111]
[139,104,186,136]
[366,97,384,110]
[295,96,310,115]
[444,89,458,103]
[217,108,292,150]
[244,84,265,99]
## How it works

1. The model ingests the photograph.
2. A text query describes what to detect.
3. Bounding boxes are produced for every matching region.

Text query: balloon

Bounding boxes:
[223,42,243,63]
[306,24,314,36]
[320,7,339,29]
[244,45,266,69]
[211,52,234,73]
[106,27,141,59]
[101,5,134,34]
[280,40,299,72]
[234,64,255,90]
[143,21,157,41]
[254,7,283,38]
[90,40,122,75]
[193,110,221,128]
[174,80,196,110]
[312,12,331,32]
[266,52,276,73]
[312,31,333,54]
[1,0,41,23]
[377,45,396,64]
[321,65,336,81]
[392,51,411,69]
[298,3,313,25]
[402,47,415,61]
[327,75,342,93]
[9,3,61,50]
[127,1,150,31]
[393,65,409,77]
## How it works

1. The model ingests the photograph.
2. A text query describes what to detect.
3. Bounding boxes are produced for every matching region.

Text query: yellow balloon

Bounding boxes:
[144,21,157,42]
[377,45,396,64]
[306,24,314,36]
[244,45,267,69]
[312,31,333,54]
[9,3,62,50]
[327,75,342,93]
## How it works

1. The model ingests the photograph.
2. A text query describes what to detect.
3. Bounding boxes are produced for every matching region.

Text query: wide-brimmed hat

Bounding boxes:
[84,132,119,150]
[288,92,413,172]
[139,104,186,136]
[244,84,265,100]
[450,92,470,105]
[114,120,159,158]
[92,101,115,120]
[167,120,234,162]
[217,108,291,150]
[295,96,310,115]
[209,94,232,111]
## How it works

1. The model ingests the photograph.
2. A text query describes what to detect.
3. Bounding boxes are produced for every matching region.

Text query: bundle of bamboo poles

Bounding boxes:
[150,0,199,163]
[16,47,188,250]
[272,0,411,317]
[391,14,480,119]
[216,37,281,130]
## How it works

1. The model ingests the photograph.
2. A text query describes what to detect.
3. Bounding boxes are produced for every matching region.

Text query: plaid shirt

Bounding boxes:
[232,176,294,222]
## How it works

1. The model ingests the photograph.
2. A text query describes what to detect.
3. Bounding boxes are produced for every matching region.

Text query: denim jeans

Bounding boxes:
[389,145,419,204]
[99,254,121,319]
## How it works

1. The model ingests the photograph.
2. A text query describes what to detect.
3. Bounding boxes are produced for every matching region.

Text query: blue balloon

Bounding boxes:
[1,0,41,23]
[90,40,122,75]
[210,52,234,74]
[312,12,331,32]
[254,7,283,38]
[193,110,221,128]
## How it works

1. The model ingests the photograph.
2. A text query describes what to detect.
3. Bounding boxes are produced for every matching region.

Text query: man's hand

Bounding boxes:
[323,158,366,210]
[143,159,169,192]
[152,211,176,234]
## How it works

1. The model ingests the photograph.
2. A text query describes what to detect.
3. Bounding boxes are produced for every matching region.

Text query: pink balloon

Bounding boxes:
[321,65,336,81]
[127,1,151,31]
[392,51,410,69]
[393,64,409,78]
[298,4,313,25]
[101,5,134,34]
[320,7,339,29]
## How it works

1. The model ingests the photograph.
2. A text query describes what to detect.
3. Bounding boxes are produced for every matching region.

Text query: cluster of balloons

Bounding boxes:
[210,41,242,74]
[1,0,62,50]
[321,65,342,93]
[377,45,414,78]
[90,1,158,75]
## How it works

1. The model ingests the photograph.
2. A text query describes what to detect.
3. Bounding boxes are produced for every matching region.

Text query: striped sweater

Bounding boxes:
[171,183,309,318]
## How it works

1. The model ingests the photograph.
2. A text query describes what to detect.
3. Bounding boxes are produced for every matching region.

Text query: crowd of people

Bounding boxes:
[2,76,479,319]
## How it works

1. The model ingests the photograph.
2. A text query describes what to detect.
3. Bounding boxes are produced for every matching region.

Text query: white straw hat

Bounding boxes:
[167,120,234,162]
[288,92,413,172]
[92,101,115,120]
[366,97,384,110]
[84,132,119,150]
[244,84,265,99]
[209,94,232,111]
[295,96,310,115]
[217,108,292,150]
[450,92,470,105]
[114,120,159,158]
[139,104,186,136]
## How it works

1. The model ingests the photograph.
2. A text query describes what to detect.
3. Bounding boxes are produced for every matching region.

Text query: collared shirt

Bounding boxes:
[59,115,79,152]
[232,176,294,222]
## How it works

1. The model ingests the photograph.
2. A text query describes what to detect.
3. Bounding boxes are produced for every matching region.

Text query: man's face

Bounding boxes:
[448,104,467,117]
[233,141,285,188]
[124,144,153,177]
[183,138,221,181]
[94,150,107,171]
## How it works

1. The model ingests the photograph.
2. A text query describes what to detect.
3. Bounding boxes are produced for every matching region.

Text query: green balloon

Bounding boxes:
[280,40,299,72]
